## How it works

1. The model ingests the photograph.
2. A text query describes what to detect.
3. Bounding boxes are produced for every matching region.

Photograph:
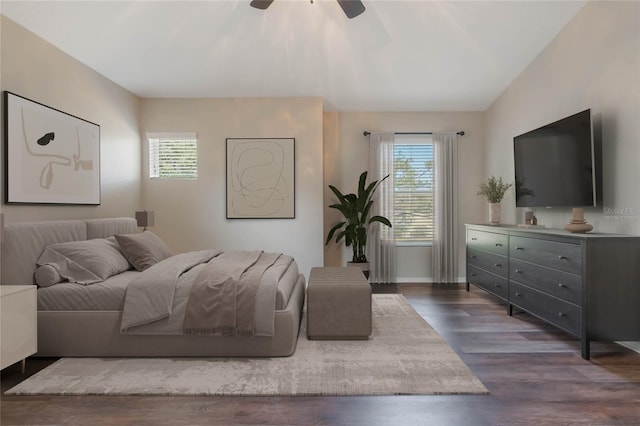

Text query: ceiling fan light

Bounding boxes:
[337,0,366,19]
[250,0,275,10]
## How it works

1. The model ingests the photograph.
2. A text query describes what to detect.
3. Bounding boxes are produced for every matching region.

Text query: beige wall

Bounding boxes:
[485,1,640,234]
[323,111,485,282]
[139,97,324,278]
[0,16,141,223]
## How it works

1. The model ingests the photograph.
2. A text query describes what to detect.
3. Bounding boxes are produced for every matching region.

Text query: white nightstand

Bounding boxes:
[1,285,37,372]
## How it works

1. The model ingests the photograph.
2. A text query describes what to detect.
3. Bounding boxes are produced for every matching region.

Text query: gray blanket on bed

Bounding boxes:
[183,251,281,336]
[121,250,221,332]
[120,250,293,336]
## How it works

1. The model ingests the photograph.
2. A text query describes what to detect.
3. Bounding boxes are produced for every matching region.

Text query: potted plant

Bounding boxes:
[477,176,513,225]
[325,171,392,276]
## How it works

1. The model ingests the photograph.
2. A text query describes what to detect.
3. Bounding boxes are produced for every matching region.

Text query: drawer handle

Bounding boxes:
[471,273,477,277]
[470,255,477,259]
[558,312,566,317]
[471,237,478,241]
[515,269,523,274]
[558,283,566,288]
[494,263,502,267]
[515,292,521,297]
[558,255,568,260]
[515,246,524,251]
[495,243,503,247]
[494,284,501,288]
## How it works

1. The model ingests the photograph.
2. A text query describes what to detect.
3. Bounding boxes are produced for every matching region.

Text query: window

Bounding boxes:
[393,135,433,243]
[147,133,197,179]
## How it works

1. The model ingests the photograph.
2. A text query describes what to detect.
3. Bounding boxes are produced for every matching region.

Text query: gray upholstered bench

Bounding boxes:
[307,266,372,340]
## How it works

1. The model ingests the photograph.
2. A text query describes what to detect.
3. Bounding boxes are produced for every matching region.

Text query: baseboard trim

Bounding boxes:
[618,341,640,354]
[395,277,466,284]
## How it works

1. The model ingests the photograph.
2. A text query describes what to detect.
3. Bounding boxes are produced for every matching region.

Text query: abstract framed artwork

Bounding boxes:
[4,91,100,205]
[226,138,295,219]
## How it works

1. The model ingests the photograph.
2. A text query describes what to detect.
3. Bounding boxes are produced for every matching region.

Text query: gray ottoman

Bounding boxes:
[307,266,372,340]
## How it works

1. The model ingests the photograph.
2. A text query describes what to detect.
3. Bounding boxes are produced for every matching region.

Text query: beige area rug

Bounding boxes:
[7,294,488,396]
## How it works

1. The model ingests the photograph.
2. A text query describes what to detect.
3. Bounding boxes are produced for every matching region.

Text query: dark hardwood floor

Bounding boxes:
[2,284,639,425]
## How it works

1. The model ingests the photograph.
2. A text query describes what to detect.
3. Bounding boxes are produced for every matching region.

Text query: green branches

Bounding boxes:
[326,171,392,263]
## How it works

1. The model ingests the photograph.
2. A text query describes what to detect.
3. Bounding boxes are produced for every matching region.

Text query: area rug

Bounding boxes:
[6,294,488,396]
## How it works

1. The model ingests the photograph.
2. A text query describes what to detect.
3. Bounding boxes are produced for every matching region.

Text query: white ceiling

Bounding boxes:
[1,0,586,111]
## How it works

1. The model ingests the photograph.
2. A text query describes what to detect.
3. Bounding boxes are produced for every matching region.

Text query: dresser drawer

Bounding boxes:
[510,282,581,337]
[468,265,508,300]
[511,259,582,305]
[467,229,508,256]
[468,248,508,278]
[510,236,582,275]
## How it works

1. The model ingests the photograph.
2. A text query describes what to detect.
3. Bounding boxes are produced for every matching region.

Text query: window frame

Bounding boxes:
[146,132,198,180]
[393,135,434,246]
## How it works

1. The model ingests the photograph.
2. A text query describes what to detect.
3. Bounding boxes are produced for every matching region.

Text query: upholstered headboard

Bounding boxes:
[2,217,137,285]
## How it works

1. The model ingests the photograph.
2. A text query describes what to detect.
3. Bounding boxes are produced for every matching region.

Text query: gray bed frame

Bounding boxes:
[2,218,305,357]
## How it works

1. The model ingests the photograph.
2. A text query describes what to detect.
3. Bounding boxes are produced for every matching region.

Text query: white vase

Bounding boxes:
[489,203,501,225]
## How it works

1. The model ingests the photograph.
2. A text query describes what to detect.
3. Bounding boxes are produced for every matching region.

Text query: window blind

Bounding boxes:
[393,141,434,242]
[147,133,197,179]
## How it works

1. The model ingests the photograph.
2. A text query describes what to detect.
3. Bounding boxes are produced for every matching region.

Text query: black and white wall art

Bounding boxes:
[4,91,100,205]
[226,138,295,219]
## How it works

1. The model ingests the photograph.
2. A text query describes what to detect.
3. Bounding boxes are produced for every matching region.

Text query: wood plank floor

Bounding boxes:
[2,284,640,425]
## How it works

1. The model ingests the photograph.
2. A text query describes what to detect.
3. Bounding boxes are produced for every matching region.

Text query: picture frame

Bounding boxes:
[226,138,295,219]
[4,91,101,205]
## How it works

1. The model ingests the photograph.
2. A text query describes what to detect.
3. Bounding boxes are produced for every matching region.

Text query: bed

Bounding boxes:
[1,217,306,357]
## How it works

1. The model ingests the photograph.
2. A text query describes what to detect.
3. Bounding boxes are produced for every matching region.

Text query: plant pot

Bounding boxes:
[489,203,501,225]
[347,261,370,279]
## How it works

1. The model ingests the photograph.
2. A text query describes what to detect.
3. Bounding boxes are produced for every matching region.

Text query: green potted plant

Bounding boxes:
[477,176,513,225]
[325,171,392,275]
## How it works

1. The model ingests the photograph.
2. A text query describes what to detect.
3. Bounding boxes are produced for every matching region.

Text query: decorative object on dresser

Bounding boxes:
[564,207,593,233]
[0,285,37,372]
[4,91,101,205]
[476,176,513,225]
[466,224,640,360]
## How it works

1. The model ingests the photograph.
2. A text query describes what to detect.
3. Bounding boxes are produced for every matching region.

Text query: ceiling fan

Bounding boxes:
[250,0,366,19]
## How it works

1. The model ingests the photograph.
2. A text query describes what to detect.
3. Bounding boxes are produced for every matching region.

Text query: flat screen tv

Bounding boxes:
[513,109,599,208]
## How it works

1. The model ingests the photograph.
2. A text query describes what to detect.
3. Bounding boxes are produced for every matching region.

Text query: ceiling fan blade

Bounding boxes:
[250,0,275,10]
[336,0,365,19]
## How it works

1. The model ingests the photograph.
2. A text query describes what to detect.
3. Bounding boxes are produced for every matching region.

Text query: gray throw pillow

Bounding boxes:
[34,264,63,287]
[37,237,131,285]
[115,231,172,272]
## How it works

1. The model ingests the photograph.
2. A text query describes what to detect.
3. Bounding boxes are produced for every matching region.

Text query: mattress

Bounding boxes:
[38,257,300,312]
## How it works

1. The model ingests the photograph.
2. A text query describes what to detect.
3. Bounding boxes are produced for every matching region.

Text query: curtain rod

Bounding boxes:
[363,131,465,136]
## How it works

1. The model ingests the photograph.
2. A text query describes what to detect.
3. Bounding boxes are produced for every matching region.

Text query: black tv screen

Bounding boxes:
[514,109,597,208]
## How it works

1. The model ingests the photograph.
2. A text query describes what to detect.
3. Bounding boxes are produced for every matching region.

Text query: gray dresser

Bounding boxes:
[466,224,640,359]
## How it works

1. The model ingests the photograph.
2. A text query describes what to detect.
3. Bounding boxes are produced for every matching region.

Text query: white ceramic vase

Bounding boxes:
[489,203,501,225]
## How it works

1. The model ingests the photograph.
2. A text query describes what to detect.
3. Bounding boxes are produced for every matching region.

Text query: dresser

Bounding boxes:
[0,285,37,371]
[466,224,640,360]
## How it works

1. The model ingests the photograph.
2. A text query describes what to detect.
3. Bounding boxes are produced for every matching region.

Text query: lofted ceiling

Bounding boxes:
[1,0,586,111]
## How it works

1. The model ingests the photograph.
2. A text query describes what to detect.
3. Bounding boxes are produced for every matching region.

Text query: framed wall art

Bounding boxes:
[4,91,100,205]
[226,138,295,219]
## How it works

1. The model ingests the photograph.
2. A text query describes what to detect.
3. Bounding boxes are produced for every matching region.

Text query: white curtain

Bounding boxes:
[368,133,396,284]
[432,133,459,283]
